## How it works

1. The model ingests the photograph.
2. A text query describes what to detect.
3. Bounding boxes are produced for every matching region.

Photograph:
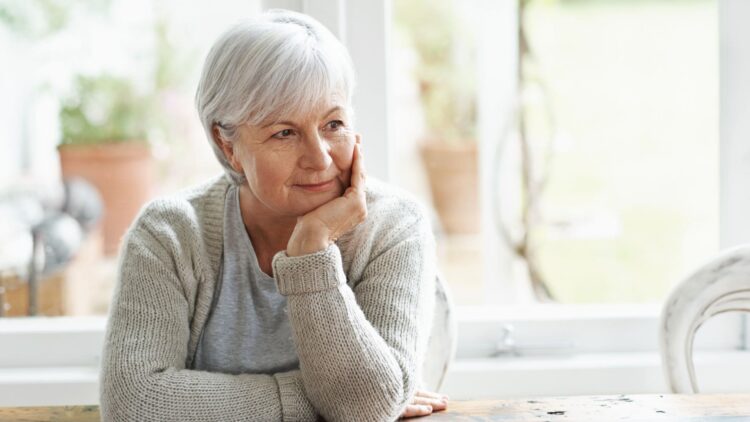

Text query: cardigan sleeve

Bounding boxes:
[272,213,436,422]
[99,226,318,422]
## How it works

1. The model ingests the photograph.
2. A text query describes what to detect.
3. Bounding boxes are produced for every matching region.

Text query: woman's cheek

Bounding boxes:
[251,156,285,195]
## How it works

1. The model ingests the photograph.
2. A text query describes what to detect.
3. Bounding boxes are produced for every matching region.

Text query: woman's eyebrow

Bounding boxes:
[261,106,344,129]
[262,119,294,129]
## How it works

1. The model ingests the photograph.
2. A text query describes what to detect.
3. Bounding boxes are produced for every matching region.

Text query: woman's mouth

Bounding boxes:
[294,179,336,192]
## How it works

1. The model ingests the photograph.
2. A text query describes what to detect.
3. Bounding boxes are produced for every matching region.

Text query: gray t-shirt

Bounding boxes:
[193,185,299,375]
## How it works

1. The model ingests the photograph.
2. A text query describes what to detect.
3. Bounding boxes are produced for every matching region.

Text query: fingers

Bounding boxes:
[411,396,447,411]
[413,390,449,411]
[399,404,433,419]
[398,390,449,419]
[341,143,367,231]
[349,143,366,192]
[413,390,449,412]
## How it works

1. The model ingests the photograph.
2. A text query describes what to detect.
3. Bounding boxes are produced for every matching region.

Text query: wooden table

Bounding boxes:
[430,394,750,421]
[0,405,99,422]
[1,394,749,421]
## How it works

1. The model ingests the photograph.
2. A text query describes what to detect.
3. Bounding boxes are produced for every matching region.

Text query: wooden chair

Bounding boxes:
[660,244,750,393]
[422,274,458,391]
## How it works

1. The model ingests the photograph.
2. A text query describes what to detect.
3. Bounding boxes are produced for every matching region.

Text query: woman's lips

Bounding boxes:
[294,179,335,192]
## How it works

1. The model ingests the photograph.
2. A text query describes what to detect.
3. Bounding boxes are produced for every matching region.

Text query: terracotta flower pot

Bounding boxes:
[58,142,154,256]
[420,141,480,234]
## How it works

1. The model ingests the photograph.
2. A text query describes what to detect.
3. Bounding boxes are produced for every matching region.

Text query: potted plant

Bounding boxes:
[418,76,479,235]
[396,0,479,234]
[58,74,155,255]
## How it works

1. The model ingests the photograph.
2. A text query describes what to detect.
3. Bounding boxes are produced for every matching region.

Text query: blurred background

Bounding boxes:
[0,0,717,315]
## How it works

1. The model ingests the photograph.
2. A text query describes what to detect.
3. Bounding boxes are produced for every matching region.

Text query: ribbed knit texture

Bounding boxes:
[99,174,436,422]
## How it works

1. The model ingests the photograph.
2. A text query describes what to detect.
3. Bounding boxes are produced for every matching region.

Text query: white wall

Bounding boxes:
[719,0,750,249]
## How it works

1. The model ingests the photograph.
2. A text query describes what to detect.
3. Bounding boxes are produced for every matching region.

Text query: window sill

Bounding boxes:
[443,350,750,399]
[3,351,749,406]
[0,366,99,407]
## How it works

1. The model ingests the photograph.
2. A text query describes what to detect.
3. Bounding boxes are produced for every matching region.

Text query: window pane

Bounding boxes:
[392,0,718,304]
[527,0,718,303]
[0,0,260,318]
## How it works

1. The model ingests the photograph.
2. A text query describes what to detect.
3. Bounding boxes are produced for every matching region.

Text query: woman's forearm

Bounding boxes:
[100,365,316,421]
[286,284,406,422]
[273,231,435,422]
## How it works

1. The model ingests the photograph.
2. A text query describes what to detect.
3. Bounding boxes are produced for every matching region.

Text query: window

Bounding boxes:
[392,0,719,305]
[2,0,750,406]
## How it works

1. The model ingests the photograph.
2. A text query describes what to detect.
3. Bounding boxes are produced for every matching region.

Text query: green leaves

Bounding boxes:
[59,74,152,145]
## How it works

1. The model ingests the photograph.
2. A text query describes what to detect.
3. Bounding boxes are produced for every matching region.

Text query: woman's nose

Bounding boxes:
[299,132,334,170]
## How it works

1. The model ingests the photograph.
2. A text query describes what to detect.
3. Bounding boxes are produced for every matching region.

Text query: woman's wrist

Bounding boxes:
[286,222,332,256]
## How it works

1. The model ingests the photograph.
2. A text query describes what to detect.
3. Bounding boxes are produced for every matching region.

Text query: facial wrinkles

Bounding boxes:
[239,101,352,178]
[262,98,347,132]
[241,148,291,216]
[271,110,350,158]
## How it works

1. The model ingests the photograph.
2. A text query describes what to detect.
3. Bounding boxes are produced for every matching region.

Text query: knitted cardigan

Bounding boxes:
[99,174,436,422]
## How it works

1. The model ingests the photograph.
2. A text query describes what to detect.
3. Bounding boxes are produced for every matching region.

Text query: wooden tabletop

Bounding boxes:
[429,394,750,421]
[1,394,749,421]
[0,405,99,422]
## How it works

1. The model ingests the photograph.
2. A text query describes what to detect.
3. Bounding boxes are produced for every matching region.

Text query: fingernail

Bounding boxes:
[422,405,433,412]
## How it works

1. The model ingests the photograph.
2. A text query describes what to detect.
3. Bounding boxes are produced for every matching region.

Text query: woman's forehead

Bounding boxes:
[261,98,349,127]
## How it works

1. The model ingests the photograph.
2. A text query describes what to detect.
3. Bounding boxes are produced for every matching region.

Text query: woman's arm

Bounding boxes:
[100,226,318,422]
[272,214,436,422]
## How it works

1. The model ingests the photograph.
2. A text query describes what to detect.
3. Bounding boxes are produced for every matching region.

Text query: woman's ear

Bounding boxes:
[212,124,243,173]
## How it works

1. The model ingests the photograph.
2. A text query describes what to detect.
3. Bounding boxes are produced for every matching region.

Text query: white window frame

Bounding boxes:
[2,0,750,406]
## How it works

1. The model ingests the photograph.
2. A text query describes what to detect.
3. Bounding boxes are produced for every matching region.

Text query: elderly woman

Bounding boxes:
[99,9,447,422]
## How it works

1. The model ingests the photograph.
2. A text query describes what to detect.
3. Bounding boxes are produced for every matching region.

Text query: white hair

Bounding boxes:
[195,9,356,184]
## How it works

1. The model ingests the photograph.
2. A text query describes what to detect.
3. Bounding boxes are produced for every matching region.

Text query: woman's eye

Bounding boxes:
[327,120,344,131]
[272,129,294,139]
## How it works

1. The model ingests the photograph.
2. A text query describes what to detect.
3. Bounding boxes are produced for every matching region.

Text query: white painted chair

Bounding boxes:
[421,274,458,391]
[660,244,750,393]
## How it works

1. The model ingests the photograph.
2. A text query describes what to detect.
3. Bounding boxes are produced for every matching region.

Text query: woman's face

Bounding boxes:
[220,97,358,218]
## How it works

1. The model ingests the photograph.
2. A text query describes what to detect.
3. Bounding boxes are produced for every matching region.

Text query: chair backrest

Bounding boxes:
[659,244,750,393]
[421,274,458,391]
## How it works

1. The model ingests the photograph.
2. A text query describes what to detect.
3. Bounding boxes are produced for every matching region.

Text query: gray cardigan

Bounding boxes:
[99,174,436,422]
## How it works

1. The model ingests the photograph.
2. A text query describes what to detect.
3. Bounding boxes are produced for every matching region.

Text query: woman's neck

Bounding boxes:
[237,184,296,256]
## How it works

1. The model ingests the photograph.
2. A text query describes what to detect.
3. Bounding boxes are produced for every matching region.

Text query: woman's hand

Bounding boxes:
[286,143,367,257]
[400,390,449,419]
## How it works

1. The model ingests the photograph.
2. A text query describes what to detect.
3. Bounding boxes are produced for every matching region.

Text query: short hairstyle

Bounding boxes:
[195,9,356,184]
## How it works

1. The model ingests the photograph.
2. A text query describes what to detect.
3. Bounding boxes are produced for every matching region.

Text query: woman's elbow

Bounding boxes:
[99,381,137,422]
[99,365,153,421]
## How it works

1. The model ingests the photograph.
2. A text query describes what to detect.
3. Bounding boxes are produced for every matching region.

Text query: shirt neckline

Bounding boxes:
[228,185,275,281]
